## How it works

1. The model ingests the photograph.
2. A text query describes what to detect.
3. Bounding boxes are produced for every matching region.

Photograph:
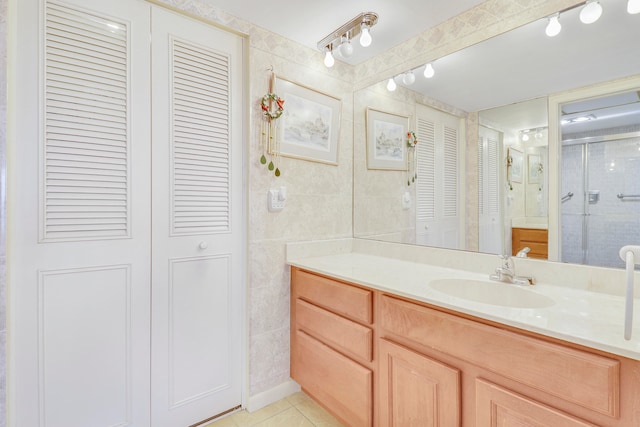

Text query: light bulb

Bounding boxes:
[339,39,354,58]
[360,25,372,47]
[580,0,603,24]
[423,63,435,78]
[386,77,397,91]
[522,132,530,142]
[545,14,561,37]
[402,71,416,85]
[628,0,640,14]
[324,50,335,67]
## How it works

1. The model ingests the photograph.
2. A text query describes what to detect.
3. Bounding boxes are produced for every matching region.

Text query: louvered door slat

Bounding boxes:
[416,118,436,221]
[443,126,458,217]
[478,137,486,215]
[43,2,130,240]
[46,34,127,60]
[47,79,127,102]
[487,135,499,215]
[171,39,231,234]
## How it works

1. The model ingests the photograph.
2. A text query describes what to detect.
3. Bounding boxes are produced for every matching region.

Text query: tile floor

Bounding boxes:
[203,392,344,427]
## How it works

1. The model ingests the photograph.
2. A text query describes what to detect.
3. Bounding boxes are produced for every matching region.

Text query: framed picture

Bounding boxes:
[275,77,342,165]
[509,148,523,183]
[528,154,542,183]
[366,108,409,170]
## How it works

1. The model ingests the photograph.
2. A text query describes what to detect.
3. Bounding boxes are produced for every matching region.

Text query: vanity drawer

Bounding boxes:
[296,299,373,362]
[380,295,620,417]
[476,379,596,426]
[292,330,373,427]
[295,269,373,324]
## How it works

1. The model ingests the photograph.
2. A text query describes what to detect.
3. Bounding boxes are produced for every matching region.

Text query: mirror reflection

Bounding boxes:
[560,91,640,268]
[353,0,640,267]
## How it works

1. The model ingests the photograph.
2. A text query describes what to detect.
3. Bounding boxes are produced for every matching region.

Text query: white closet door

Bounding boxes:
[415,104,463,249]
[478,126,503,254]
[150,7,245,427]
[9,0,151,426]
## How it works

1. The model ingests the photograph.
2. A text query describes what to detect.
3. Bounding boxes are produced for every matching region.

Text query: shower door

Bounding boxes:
[561,134,640,268]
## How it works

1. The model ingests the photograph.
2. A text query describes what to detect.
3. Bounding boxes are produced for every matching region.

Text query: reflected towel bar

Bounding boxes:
[561,192,574,202]
[617,193,640,200]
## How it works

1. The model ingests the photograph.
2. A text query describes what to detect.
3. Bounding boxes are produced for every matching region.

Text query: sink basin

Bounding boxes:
[429,279,555,308]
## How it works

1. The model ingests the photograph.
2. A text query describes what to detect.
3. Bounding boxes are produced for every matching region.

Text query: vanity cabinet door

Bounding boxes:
[476,379,596,427]
[379,339,461,427]
[511,227,548,259]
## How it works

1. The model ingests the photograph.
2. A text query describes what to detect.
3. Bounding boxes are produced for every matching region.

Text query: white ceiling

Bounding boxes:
[198,0,486,64]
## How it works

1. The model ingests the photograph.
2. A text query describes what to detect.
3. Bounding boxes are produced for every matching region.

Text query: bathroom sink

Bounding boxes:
[428,279,555,308]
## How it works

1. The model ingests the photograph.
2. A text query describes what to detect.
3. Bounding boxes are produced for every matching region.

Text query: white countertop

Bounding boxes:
[288,251,640,361]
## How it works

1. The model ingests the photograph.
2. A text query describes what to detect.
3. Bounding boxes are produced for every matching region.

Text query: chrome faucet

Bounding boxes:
[490,255,535,286]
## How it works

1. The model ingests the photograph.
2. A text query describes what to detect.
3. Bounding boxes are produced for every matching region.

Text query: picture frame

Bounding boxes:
[366,108,409,170]
[528,154,542,184]
[274,77,342,165]
[509,148,523,183]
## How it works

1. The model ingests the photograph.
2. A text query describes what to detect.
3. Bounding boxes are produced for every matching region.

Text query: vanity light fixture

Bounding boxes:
[386,77,397,91]
[545,13,562,36]
[629,0,640,14]
[402,71,416,85]
[338,32,354,58]
[317,12,378,67]
[360,23,373,47]
[423,63,435,78]
[580,0,603,23]
[323,47,335,68]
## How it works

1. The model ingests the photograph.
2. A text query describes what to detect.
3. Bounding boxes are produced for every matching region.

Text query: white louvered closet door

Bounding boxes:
[478,126,503,254]
[415,104,463,249]
[150,7,244,427]
[9,0,152,426]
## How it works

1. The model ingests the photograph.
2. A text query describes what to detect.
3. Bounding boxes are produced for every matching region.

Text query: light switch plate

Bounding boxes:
[268,188,286,212]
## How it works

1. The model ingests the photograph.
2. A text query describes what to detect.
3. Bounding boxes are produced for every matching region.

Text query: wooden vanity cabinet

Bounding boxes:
[291,268,640,427]
[290,268,374,427]
[512,227,548,259]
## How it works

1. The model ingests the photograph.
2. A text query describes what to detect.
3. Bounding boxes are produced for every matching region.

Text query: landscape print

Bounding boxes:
[281,93,332,152]
[373,119,404,161]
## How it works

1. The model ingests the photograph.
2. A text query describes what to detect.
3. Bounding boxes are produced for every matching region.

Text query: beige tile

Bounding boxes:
[285,391,311,406]
[253,407,315,427]
[231,399,291,426]
[202,414,238,427]
[295,399,344,427]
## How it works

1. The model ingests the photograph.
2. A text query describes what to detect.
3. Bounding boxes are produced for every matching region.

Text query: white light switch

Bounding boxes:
[402,191,411,209]
[268,187,286,212]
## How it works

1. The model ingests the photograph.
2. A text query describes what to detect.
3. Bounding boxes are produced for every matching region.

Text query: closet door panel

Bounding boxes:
[9,0,151,426]
[150,6,245,427]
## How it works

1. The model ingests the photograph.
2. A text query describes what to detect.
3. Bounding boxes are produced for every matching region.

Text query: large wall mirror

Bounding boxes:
[353,0,640,268]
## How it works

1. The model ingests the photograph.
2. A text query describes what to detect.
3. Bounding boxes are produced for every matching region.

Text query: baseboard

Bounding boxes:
[246,379,301,413]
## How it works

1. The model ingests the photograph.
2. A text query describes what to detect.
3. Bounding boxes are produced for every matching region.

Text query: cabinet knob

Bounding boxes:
[199,241,208,250]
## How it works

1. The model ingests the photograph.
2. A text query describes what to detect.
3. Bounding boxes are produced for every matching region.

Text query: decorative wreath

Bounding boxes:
[406,131,418,147]
[261,93,285,120]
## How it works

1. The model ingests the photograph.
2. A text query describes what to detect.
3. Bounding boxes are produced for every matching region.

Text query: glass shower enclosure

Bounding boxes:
[561,132,640,268]
[560,89,640,268]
